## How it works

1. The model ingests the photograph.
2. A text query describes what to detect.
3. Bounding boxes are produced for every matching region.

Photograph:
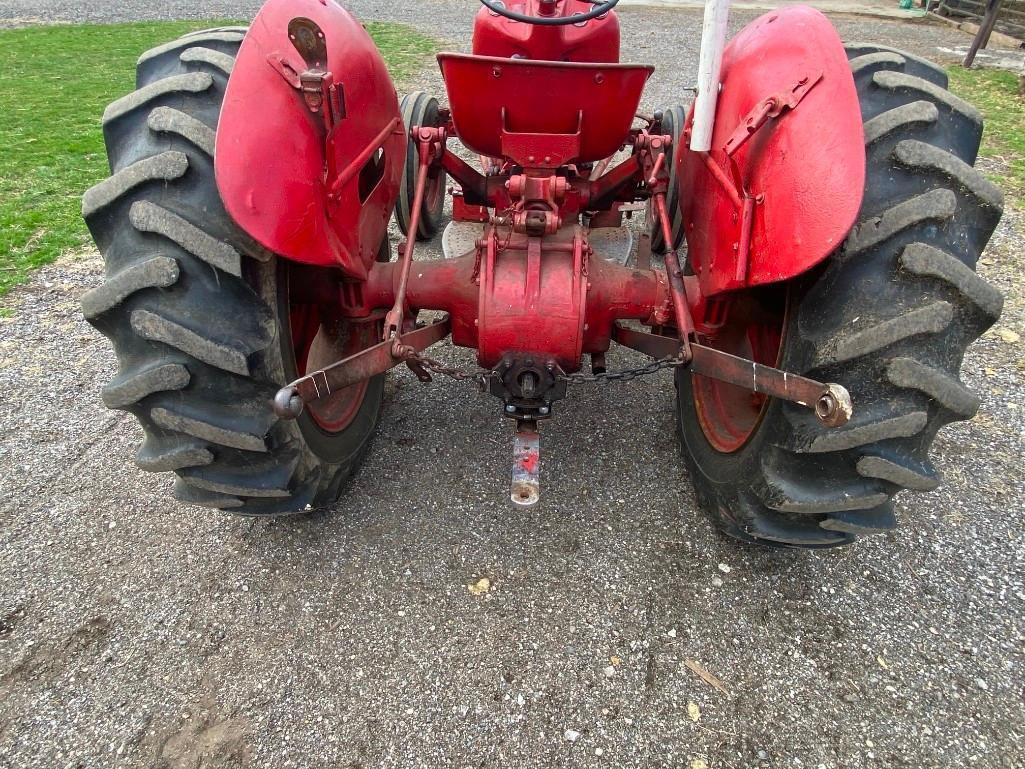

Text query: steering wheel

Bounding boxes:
[479,0,620,26]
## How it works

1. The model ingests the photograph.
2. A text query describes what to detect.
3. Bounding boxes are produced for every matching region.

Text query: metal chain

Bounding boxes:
[556,356,685,384]
[403,350,498,387]
[401,349,684,387]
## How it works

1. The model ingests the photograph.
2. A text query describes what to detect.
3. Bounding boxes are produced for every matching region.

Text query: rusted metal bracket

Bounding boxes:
[511,420,541,508]
[613,324,852,427]
[287,17,345,130]
[273,316,451,419]
[723,71,822,157]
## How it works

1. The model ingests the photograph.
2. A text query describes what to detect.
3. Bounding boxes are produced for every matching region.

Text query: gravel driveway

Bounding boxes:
[1,2,1023,768]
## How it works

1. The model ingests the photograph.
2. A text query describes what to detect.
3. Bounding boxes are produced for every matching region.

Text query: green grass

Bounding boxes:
[0,21,435,298]
[948,65,1025,204]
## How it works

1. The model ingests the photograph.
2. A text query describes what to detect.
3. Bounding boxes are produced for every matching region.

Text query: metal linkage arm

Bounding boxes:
[273,317,451,419]
[384,125,446,342]
[612,324,852,427]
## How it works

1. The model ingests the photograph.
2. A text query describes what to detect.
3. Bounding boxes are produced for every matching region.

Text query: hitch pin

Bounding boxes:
[511,420,540,508]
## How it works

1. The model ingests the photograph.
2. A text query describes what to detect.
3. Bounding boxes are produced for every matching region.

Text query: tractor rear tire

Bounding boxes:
[395,91,447,241]
[650,104,687,255]
[81,29,383,514]
[675,45,1004,547]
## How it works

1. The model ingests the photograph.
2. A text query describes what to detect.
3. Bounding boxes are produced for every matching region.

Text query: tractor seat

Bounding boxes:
[437,52,654,167]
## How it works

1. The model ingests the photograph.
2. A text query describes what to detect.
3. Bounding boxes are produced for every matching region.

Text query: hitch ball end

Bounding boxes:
[815,384,852,428]
[273,386,304,420]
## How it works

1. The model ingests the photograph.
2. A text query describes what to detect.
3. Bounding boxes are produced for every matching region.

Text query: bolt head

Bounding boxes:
[505,404,517,413]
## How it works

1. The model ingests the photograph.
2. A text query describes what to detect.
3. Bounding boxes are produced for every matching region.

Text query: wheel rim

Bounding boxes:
[424,168,445,216]
[692,288,788,453]
[285,266,375,434]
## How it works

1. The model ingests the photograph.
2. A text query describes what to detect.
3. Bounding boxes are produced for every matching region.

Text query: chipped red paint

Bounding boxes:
[520,450,540,474]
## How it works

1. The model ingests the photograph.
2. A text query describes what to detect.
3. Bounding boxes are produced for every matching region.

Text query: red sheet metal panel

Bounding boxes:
[215,0,404,277]
[438,53,652,166]
[471,0,620,62]
[679,6,865,296]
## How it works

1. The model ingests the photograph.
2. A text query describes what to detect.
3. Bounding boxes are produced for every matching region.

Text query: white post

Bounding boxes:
[689,0,731,152]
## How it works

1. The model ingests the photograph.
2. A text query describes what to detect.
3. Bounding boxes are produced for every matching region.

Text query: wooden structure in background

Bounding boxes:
[936,0,1025,41]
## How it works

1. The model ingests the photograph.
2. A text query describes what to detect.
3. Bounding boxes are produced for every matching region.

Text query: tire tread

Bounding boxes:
[84,30,378,514]
[676,44,1003,547]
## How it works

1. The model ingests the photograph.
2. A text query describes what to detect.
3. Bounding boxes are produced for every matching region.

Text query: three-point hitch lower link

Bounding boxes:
[634,132,852,430]
[611,325,853,429]
[272,317,452,419]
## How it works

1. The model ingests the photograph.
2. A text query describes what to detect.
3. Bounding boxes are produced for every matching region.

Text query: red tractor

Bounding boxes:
[82,0,1003,548]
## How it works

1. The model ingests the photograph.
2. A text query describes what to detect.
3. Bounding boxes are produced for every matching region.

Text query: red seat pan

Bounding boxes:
[437,52,654,165]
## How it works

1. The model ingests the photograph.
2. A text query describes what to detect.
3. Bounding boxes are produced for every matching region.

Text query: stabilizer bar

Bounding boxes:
[273,316,451,419]
[612,324,852,427]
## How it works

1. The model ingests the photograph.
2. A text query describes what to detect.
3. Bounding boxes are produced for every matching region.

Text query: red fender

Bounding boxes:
[215,0,404,278]
[678,6,865,297]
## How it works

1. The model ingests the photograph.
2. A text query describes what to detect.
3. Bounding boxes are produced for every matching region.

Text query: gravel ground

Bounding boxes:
[1,3,1024,769]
